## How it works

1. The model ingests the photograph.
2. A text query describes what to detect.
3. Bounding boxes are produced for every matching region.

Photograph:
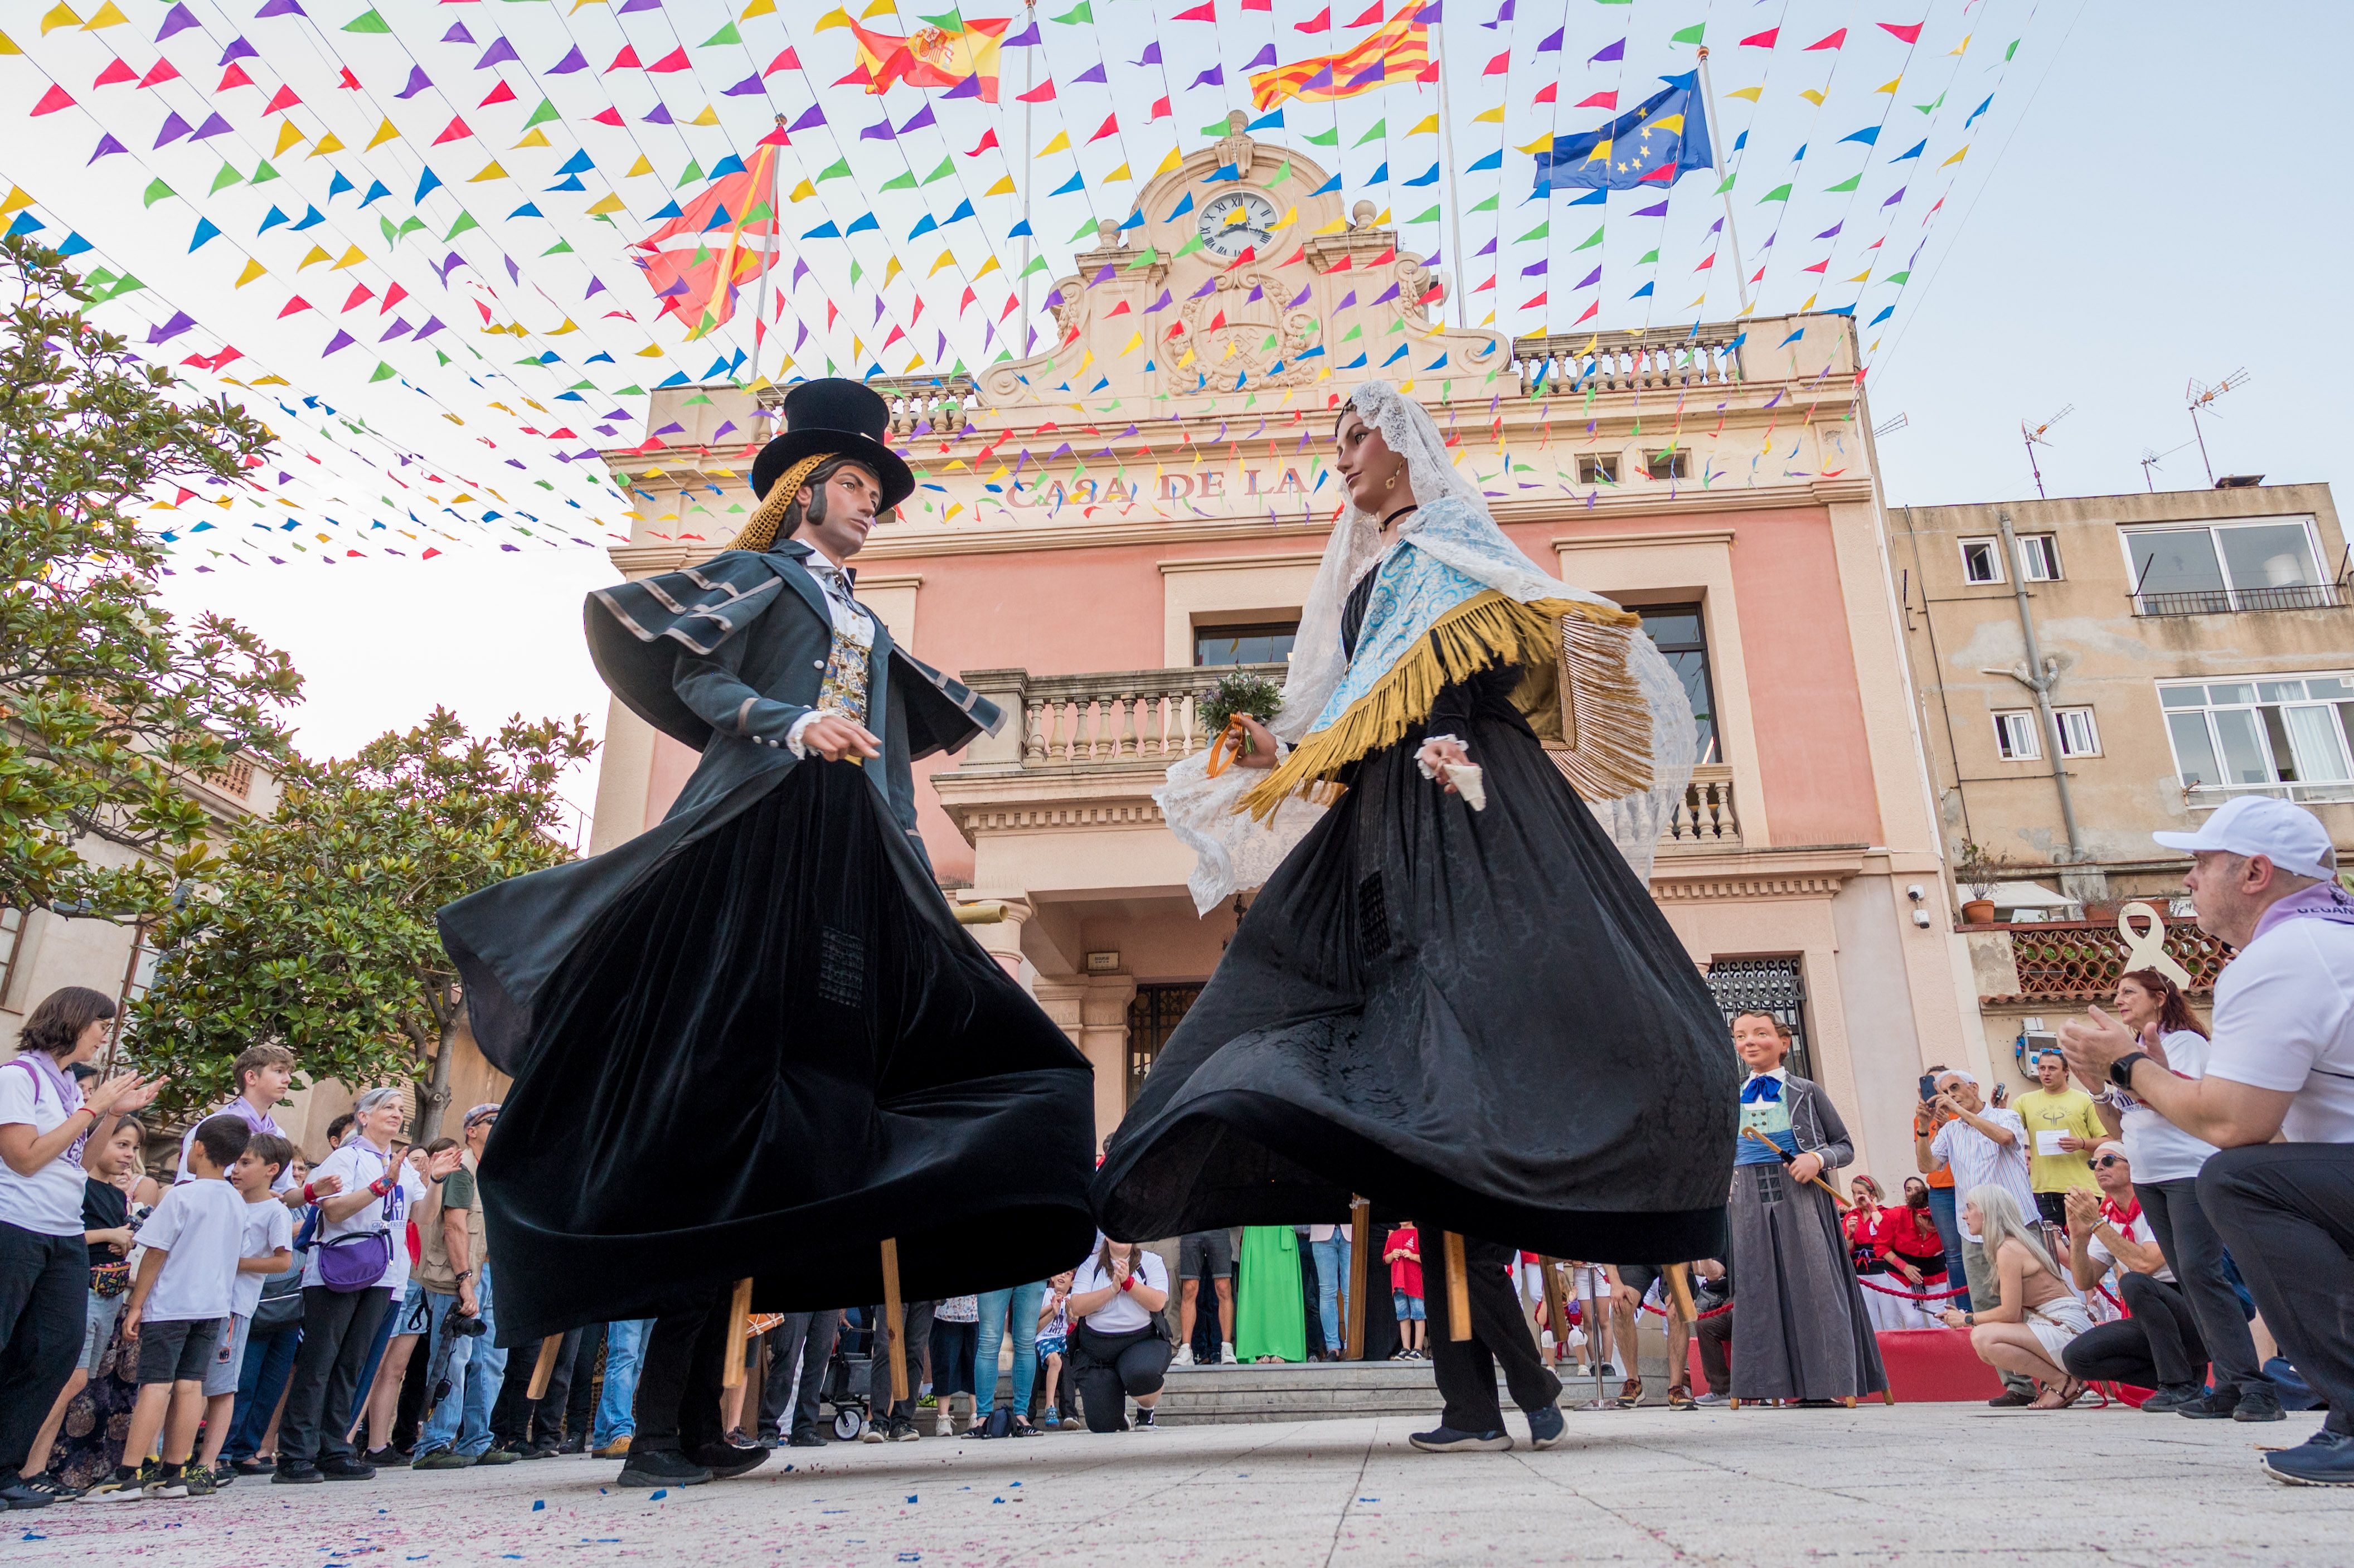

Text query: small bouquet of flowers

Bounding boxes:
[1199,671,1283,776]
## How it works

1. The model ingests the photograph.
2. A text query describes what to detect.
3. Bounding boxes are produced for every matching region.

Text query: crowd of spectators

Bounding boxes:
[0,801,2345,1496]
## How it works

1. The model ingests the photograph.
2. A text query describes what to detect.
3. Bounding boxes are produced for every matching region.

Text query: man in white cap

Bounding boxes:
[2061,795,2354,1487]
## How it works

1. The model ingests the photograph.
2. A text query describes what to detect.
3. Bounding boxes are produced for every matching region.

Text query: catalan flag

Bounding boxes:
[815,10,1008,103]
[1249,11,1431,111]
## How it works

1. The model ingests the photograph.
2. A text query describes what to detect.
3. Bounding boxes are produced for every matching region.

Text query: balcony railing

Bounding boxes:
[954,666,1743,851]
[2182,778,2354,809]
[758,373,976,438]
[1512,327,1743,397]
[2132,582,2349,616]
[1979,918,2234,1003]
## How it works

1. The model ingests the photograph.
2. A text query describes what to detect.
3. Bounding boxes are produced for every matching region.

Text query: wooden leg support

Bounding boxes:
[1881,1386,1898,1406]
[525,1335,562,1401]
[1345,1197,1371,1361]
[720,1276,755,1391]
[1441,1231,1471,1343]
[1665,1263,1698,1328]
[880,1237,909,1406]
[1539,1256,1570,1365]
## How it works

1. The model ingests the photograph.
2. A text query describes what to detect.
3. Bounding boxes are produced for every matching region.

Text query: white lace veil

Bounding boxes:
[1156,380,1697,913]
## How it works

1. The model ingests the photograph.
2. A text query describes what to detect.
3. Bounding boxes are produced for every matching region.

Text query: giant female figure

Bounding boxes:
[1091,382,1737,1446]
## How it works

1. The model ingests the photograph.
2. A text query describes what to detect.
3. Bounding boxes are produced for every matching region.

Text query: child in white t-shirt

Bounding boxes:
[191,1133,295,1484]
[79,1115,253,1504]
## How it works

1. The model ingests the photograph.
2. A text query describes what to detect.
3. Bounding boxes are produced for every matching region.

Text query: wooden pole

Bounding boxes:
[1740,1127,1852,1208]
[1666,1263,1698,1327]
[1345,1197,1370,1360]
[1441,1231,1471,1342]
[525,1334,562,1400]
[1539,1255,1570,1365]
[720,1276,755,1391]
[880,1237,909,1405]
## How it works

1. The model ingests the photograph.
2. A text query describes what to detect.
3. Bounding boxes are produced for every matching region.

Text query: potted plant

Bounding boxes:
[1954,842,2007,925]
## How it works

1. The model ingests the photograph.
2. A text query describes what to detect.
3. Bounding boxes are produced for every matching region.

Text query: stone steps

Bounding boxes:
[1146,1355,1678,1426]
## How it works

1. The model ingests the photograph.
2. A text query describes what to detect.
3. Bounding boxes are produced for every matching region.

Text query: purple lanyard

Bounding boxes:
[8,1052,90,1167]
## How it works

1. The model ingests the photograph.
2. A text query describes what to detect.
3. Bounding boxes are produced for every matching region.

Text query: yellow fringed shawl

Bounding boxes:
[1239,590,1654,821]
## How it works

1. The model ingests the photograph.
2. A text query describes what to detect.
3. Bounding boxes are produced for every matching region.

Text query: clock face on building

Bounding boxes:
[1198,190,1278,258]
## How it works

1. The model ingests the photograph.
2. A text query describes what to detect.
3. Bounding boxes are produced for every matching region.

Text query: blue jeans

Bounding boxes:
[224,1319,300,1462]
[593,1318,652,1446]
[973,1283,1042,1419]
[1926,1186,1970,1312]
[419,1263,507,1457]
[1310,1235,1351,1351]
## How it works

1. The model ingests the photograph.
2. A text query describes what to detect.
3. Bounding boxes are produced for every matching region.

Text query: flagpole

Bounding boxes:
[1430,14,1467,328]
[1694,45,1749,313]
[1018,0,1036,356]
[749,115,783,405]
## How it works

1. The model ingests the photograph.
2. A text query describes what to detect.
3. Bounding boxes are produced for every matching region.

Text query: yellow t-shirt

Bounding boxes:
[2013,1088,2103,1193]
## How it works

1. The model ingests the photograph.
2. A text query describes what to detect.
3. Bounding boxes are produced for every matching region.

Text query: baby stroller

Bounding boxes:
[820,1311,874,1440]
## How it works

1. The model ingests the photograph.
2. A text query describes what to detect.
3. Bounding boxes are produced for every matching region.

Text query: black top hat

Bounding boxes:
[749,378,915,512]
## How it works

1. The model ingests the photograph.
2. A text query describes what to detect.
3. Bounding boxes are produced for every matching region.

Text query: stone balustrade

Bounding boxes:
[948,667,1744,852]
[1511,327,1744,397]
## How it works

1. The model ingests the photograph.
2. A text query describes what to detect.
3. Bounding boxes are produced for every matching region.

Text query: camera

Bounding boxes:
[447,1311,488,1339]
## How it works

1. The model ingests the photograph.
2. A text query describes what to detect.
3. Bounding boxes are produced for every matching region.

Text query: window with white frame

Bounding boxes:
[2159,673,2354,803]
[1960,537,2004,585]
[2017,534,2062,581]
[2123,517,2335,614]
[2053,707,2100,757]
[1993,710,2041,760]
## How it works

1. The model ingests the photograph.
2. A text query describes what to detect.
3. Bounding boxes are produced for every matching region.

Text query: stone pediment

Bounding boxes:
[979,111,1507,411]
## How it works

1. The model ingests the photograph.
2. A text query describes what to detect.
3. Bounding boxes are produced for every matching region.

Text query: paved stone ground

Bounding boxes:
[16,1404,2349,1567]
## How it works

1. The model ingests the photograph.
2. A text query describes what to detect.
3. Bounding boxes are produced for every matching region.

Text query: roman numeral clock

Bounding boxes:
[977,110,1507,406]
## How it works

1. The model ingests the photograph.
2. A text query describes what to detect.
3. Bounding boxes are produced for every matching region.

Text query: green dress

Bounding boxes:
[1235,1226,1307,1363]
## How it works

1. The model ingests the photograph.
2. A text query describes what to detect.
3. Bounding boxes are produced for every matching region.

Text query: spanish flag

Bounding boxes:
[1250,11,1431,110]
[815,9,1008,104]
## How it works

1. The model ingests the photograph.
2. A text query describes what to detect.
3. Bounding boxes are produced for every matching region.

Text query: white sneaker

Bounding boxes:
[1219,1343,1237,1366]
[1172,1344,1195,1367]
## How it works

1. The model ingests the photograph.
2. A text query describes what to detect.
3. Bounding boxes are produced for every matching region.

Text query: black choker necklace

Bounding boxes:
[1380,503,1419,530]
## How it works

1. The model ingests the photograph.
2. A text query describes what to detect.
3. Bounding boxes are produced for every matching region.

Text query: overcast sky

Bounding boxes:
[104,0,2348,835]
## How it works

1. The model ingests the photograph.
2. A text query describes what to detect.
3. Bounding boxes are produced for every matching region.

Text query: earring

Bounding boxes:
[1385,472,1399,491]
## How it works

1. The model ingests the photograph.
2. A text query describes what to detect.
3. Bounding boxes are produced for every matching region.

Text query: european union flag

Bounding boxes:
[1534,72,1715,196]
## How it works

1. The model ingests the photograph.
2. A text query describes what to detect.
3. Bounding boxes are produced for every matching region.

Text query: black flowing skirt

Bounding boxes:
[1091,675,1737,1263]
[474,758,1097,1345]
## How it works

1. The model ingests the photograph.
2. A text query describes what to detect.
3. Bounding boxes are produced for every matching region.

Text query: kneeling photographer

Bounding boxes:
[411,1105,513,1470]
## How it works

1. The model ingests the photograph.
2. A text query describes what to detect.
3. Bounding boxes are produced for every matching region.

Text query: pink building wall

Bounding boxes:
[642,501,1886,880]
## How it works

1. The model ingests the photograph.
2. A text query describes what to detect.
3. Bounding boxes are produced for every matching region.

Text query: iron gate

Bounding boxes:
[1704,957,1813,1082]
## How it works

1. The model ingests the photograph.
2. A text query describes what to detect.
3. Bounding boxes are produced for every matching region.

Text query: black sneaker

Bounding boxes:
[22,1472,79,1504]
[1986,1389,2035,1409]
[558,1433,588,1455]
[2265,1428,2354,1487]
[886,1419,920,1443]
[0,1473,55,1510]
[521,1441,559,1460]
[318,1455,376,1482]
[477,1445,522,1465]
[80,1465,158,1503]
[1526,1404,1566,1450]
[2139,1383,2204,1414]
[687,1440,771,1480]
[2234,1386,2287,1423]
[361,1445,411,1468]
[230,1457,275,1475]
[1133,1407,1157,1429]
[272,1462,324,1485]
[1408,1425,1512,1453]
[618,1447,714,1489]
[787,1433,826,1448]
[2179,1387,2244,1420]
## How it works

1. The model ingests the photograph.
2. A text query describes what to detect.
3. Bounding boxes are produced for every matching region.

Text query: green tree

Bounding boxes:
[0,235,300,918]
[128,708,594,1139]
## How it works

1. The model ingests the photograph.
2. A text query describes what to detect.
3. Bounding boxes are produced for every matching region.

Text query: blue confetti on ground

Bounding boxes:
[906,1495,918,1503]
[649,1489,667,1500]
[532,1501,545,1511]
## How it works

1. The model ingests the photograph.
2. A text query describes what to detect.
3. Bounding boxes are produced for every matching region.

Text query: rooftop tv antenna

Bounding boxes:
[2138,438,2194,493]
[2020,405,2072,499]
[2185,370,2250,485]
